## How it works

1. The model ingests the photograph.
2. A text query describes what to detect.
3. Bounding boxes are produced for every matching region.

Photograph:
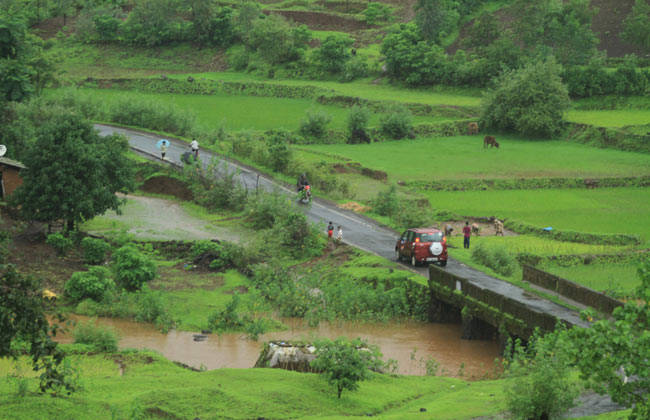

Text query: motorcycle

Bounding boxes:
[298,184,312,204]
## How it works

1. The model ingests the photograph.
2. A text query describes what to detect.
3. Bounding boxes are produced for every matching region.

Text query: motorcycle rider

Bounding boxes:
[297,173,309,192]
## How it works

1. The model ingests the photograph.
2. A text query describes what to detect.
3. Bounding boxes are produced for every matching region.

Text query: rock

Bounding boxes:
[193,334,207,342]
[254,341,317,372]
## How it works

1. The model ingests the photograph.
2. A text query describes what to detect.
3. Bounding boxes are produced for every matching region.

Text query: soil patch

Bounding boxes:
[141,176,193,201]
[266,10,372,31]
[224,285,249,294]
[338,201,370,213]
[152,269,226,291]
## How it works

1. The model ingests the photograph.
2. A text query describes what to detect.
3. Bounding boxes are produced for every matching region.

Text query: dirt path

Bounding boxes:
[88,195,242,242]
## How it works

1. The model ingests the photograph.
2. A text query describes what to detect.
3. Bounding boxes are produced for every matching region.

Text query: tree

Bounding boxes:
[0,264,77,395]
[314,34,352,74]
[347,105,371,144]
[0,15,51,105]
[12,109,135,231]
[121,0,182,46]
[480,57,570,138]
[511,0,598,66]
[622,0,650,52]
[247,14,310,65]
[112,244,156,291]
[311,337,383,398]
[504,329,578,420]
[414,0,459,43]
[568,259,650,420]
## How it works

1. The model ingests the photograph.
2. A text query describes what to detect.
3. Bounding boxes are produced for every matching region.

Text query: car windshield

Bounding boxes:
[418,232,443,242]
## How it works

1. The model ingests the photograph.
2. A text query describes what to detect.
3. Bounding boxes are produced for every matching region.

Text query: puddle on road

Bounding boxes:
[58,316,500,378]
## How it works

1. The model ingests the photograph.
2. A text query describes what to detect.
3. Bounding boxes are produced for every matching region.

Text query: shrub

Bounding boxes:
[207,293,246,331]
[311,337,383,398]
[480,58,570,138]
[73,320,119,352]
[112,244,156,291]
[340,56,369,82]
[183,159,248,211]
[299,109,332,139]
[81,237,111,265]
[363,3,393,25]
[267,131,293,171]
[246,14,310,65]
[46,233,73,256]
[246,191,291,230]
[471,243,517,277]
[505,331,578,420]
[314,35,352,74]
[65,266,115,303]
[347,105,371,144]
[372,185,400,217]
[108,96,195,136]
[190,240,222,259]
[621,0,650,51]
[379,105,413,139]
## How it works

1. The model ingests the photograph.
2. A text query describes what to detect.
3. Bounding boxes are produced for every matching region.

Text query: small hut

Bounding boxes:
[0,157,25,199]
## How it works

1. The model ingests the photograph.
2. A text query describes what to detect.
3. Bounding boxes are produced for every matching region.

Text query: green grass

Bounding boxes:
[300,136,650,181]
[540,263,641,297]
[422,188,650,245]
[169,71,484,107]
[565,109,650,127]
[48,87,449,132]
[0,352,510,420]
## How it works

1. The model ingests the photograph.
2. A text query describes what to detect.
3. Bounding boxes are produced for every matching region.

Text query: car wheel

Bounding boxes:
[411,255,417,266]
[440,260,447,267]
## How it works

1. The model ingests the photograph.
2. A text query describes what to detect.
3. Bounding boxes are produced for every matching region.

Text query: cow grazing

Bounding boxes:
[444,225,453,237]
[471,223,480,236]
[483,135,499,148]
[467,122,479,135]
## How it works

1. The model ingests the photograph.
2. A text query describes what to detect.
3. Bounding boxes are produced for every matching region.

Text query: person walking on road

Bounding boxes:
[160,141,168,160]
[463,221,471,249]
[190,138,199,159]
[327,221,334,240]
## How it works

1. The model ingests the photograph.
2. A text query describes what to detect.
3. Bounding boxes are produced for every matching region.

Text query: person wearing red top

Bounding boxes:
[462,221,472,249]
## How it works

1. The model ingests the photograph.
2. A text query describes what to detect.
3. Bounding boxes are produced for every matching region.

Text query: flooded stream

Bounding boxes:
[59,316,500,378]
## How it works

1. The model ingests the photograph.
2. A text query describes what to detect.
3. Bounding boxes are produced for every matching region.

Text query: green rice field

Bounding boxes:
[300,136,650,180]
[424,187,650,245]
[540,262,640,297]
[67,88,450,131]
[565,109,650,127]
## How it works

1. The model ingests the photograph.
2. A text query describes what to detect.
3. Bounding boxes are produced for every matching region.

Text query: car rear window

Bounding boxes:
[417,232,443,242]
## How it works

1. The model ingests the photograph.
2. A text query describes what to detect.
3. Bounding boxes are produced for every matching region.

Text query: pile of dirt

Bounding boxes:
[140,176,193,201]
[338,201,370,213]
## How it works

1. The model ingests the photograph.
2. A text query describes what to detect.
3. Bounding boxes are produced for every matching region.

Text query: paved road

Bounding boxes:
[97,124,589,328]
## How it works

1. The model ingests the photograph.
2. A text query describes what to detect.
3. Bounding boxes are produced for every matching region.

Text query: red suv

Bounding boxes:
[396,228,448,267]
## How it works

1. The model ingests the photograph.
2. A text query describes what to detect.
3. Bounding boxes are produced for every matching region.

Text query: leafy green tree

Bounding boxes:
[480,58,570,138]
[512,0,598,66]
[314,34,352,74]
[414,0,459,43]
[381,23,451,86]
[568,259,650,419]
[187,0,216,45]
[0,264,77,395]
[363,2,392,25]
[121,0,182,46]
[379,104,413,139]
[622,0,650,52]
[12,110,135,231]
[0,15,51,104]
[504,329,578,420]
[247,14,310,65]
[311,337,383,398]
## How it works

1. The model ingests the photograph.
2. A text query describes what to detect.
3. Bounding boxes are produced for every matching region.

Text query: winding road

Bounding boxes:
[97,124,589,329]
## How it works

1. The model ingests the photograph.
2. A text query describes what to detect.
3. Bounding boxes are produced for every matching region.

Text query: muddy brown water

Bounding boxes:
[58,316,499,378]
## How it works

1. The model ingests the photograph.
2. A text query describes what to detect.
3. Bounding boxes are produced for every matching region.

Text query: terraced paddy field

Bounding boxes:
[49,88,452,132]
[565,109,650,127]
[299,136,650,181]
[421,187,650,246]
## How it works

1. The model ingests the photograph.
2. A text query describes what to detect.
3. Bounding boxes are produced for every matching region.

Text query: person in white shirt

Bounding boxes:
[190,139,199,158]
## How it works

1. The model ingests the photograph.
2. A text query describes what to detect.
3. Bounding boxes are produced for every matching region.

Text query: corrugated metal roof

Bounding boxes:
[0,157,26,169]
